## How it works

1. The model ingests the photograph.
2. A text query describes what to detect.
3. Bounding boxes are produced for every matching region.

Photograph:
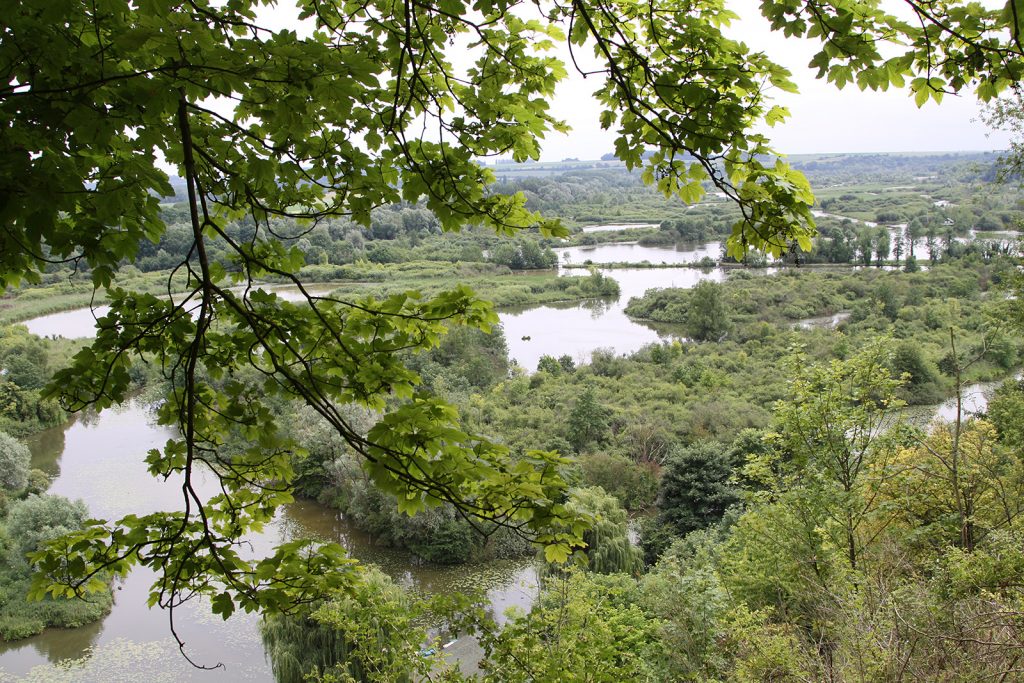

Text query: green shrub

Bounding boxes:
[579,453,657,511]
[0,431,30,492]
[24,469,49,496]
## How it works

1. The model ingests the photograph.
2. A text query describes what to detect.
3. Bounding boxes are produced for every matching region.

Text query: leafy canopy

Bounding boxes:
[2,0,1022,657]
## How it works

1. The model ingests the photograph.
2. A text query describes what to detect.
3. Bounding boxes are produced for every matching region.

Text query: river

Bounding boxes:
[1,402,537,681]
[22,284,344,341]
[3,239,1013,680]
[4,241,733,680]
[2,377,1005,680]
[21,244,734,370]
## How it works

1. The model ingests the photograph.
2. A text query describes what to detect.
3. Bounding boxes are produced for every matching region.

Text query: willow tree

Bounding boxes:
[3,0,1022,660]
[564,486,643,575]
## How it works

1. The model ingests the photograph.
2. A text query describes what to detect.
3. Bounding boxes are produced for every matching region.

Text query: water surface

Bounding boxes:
[558,241,722,265]
[579,223,659,233]
[3,403,536,681]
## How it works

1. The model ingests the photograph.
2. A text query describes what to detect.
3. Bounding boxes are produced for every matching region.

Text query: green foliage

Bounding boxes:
[884,419,1024,552]
[305,435,531,563]
[637,516,677,567]
[0,572,113,642]
[261,567,442,683]
[579,453,657,511]
[657,442,738,537]
[0,326,66,435]
[0,495,112,642]
[985,93,1024,181]
[4,0,1024,658]
[332,453,482,563]
[890,340,945,404]
[987,378,1024,453]
[684,281,732,342]
[489,240,559,270]
[261,609,360,683]
[409,324,510,393]
[477,571,665,682]
[468,262,1015,513]
[0,333,49,390]
[774,342,905,570]
[6,495,88,560]
[536,354,576,376]
[23,469,50,496]
[640,531,814,682]
[0,431,30,492]
[566,386,610,452]
[561,487,643,576]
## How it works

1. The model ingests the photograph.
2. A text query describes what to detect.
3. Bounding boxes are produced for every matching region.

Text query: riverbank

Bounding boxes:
[561,257,926,270]
[0,269,190,327]
[4,246,1023,679]
[0,400,539,680]
[5,261,624,335]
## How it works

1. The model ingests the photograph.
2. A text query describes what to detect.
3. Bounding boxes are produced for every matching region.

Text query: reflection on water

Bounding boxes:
[8,239,1021,679]
[23,244,737,372]
[579,223,659,233]
[928,376,1019,424]
[557,241,722,265]
[501,250,734,371]
[20,285,343,340]
[4,376,1015,679]
[24,423,67,480]
[23,306,111,340]
[500,262,773,371]
[901,374,1022,427]
[1,402,535,681]
[6,636,270,683]
[30,619,104,666]
[501,301,667,371]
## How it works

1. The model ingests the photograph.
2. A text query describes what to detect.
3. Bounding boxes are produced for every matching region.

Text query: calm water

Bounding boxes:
[19,245,734,370]
[2,242,742,678]
[500,242,731,370]
[6,240,1015,680]
[2,403,537,681]
[500,263,731,370]
[558,241,722,265]
[915,374,1022,424]
[23,306,113,340]
[502,242,780,370]
[21,285,343,340]
[579,223,659,233]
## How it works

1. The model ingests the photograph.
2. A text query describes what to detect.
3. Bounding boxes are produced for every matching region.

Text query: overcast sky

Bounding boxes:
[538,0,1011,161]
[254,0,1012,162]
[543,67,1009,162]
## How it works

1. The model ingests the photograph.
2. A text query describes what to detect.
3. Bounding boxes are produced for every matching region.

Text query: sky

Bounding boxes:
[537,0,1012,161]
[253,0,1013,162]
[542,60,1010,162]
